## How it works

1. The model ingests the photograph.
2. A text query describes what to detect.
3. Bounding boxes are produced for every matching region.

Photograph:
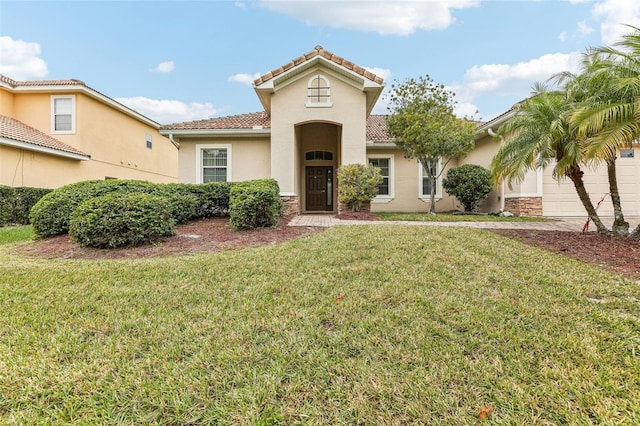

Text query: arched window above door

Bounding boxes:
[306,74,333,107]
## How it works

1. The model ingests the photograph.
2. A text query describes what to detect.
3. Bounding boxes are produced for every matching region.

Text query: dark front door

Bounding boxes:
[305,166,333,211]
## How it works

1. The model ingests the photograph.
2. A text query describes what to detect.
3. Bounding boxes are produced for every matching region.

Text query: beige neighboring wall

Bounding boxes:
[178,137,270,184]
[270,66,368,195]
[1,80,178,188]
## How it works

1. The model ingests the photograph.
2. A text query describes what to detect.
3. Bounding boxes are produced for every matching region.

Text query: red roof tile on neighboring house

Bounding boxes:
[253,45,385,86]
[0,115,89,157]
[161,112,271,131]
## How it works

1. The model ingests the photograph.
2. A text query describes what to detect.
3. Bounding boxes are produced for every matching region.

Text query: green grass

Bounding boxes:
[377,211,552,222]
[0,225,35,245]
[1,225,638,424]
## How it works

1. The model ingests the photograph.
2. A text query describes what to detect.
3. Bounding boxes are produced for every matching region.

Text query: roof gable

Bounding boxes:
[253,46,385,115]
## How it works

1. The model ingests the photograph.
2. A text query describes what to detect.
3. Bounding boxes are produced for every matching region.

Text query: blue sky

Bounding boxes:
[1,0,639,124]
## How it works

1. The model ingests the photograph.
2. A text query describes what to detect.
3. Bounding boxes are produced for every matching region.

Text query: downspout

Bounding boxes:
[169,133,180,149]
[487,128,505,212]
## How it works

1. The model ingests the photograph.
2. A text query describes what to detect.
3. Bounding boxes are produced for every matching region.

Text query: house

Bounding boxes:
[160,46,639,217]
[0,74,178,189]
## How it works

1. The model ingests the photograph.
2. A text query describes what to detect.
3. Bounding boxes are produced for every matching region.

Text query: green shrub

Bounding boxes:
[30,180,160,237]
[442,164,493,212]
[337,164,383,212]
[0,185,52,226]
[13,187,52,225]
[69,193,175,248]
[163,181,233,218]
[0,185,16,226]
[229,179,282,230]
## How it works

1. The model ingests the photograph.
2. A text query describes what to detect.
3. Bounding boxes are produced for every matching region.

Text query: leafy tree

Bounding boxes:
[386,75,477,213]
[442,164,493,212]
[337,164,383,212]
[490,85,609,234]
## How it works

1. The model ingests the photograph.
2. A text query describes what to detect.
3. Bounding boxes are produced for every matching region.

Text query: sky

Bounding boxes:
[1,0,640,125]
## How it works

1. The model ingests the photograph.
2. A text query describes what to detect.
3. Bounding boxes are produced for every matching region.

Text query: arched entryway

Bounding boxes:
[296,122,341,213]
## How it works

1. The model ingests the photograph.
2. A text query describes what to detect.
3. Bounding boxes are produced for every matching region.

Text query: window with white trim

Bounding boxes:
[196,144,232,183]
[306,74,332,107]
[620,148,634,158]
[51,95,75,133]
[368,155,394,201]
[419,160,441,199]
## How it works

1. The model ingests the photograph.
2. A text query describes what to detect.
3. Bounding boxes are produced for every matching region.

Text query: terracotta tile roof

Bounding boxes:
[366,115,393,143]
[161,112,271,131]
[0,115,89,157]
[0,74,85,88]
[253,45,385,86]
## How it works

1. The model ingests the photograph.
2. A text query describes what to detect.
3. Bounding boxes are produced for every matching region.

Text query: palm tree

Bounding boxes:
[568,26,640,238]
[490,85,609,234]
[555,53,630,235]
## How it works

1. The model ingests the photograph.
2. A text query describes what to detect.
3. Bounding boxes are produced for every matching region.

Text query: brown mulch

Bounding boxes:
[11,215,640,280]
[491,229,640,280]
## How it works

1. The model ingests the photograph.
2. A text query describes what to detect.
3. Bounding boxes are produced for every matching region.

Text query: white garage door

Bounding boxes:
[542,148,640,217]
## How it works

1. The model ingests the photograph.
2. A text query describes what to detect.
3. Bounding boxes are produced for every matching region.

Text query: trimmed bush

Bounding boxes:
[0,185,16,226]
[162,181,233,218]
[0,185,52,226]
[337,164,383,212]
[30,180,160,237]
[69,193,176,248]
[229,179,282,230]
[442,164,493,212]
[13,187,52,225]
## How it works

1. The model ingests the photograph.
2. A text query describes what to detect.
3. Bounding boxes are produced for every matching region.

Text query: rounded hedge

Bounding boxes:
[69,193,176,248]
[442,164,493,212]
[29,180,160,237]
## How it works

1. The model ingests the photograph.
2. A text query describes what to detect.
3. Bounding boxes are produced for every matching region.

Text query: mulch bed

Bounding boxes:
[11,215,640,281]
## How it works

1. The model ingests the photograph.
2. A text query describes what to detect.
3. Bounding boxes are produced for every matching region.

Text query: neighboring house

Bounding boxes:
[160,46,639,217]
[0,74,178,189]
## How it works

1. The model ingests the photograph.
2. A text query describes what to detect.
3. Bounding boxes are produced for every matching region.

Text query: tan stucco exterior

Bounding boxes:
[1,78,178,189]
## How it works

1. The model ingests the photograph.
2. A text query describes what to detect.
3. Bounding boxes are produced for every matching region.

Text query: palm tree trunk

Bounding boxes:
[606,158,629,235]
[630,224,640,241]
[567,166,609,234]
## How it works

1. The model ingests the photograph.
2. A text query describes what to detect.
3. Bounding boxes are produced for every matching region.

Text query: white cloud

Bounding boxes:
[453,52,581,102]
[259,0,479,35]
[453,102,479,119]
[0,36,48,80]
[558,31,567,41]
[155,61,175,73]
[577,20,594,37]
[592,0,640,44]
[364,66,392,81]
[235,1,247,9]
[229,72,262,86]
[115,96,222,124]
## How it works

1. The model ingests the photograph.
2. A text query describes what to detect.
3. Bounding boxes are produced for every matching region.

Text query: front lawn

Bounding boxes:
[0,225,35,245]
[1,225,638,424]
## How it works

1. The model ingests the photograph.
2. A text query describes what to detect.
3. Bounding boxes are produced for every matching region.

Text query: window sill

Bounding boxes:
[305,102,333,108]
[419,196,442,203]
[372,197,393,204]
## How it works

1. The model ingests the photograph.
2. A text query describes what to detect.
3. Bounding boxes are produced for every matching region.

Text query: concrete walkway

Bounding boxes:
[288,215,639,232]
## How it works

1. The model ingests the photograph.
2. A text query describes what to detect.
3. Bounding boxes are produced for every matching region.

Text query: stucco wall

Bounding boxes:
[367,148,461,213]
[178,137,270,184]
[270,66,367,195]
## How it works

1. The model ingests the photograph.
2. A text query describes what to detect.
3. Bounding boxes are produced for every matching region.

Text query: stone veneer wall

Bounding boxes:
[504,197,543,217]
[280,196,300,216]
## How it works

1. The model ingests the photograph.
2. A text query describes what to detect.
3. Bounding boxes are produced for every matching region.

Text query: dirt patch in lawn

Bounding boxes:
[491,229,640,280]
